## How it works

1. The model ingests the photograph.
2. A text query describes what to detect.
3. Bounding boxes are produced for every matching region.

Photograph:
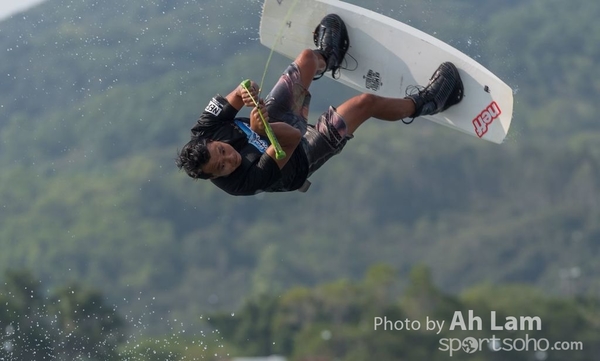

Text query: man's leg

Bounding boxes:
[336,94,416,135]
[336,61,464,135]
[268,12,348,97]
[292,13,349,88]
[293,49,327,90]
[302,61,463,183]
[263,49,325,132]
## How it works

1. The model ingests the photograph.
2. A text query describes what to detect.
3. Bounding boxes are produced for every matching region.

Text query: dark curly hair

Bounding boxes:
[176,138,213,179]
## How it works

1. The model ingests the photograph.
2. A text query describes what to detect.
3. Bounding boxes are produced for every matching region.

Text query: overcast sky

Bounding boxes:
[0,0,46,20]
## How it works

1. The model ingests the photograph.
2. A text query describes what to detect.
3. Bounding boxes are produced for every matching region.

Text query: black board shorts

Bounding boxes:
[265,62,353,182]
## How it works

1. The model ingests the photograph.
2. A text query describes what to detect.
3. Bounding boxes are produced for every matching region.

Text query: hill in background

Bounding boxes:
[1,0,599,332]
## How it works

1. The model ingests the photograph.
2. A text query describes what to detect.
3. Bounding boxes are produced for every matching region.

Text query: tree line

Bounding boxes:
[3,266,596,360]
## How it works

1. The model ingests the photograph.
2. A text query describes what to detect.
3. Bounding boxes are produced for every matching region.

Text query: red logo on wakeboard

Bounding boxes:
[473,101,502,138]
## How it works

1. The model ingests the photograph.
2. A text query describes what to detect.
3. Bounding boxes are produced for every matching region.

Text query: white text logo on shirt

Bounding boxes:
[205,98,223,117]
[235,120,269,153]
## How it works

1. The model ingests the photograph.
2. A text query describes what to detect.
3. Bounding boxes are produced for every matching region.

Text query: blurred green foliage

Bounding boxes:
[2,265,594,360]
[0,270,125,360]
[0,0,598,340]
[208,264,599,360]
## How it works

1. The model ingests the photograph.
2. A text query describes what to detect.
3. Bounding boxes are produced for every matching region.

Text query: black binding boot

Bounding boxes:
[405,62,464,119]
[313,14,349,79]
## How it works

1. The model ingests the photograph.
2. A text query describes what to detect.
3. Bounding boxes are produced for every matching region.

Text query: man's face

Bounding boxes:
[201,141,242,178]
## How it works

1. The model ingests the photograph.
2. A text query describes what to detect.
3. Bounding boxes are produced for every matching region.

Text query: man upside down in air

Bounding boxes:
[177,14,463,195]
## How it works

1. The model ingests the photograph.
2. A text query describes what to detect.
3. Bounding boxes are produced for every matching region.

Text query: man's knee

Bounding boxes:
[355,93,378,109]
[294,49,322,87]
[296,49,319,69]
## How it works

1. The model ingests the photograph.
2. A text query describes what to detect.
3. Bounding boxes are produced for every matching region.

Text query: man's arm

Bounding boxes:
[225,80,260,111]
[248,101,301,169]
[266,122,301,170]
[192,81,260,137]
